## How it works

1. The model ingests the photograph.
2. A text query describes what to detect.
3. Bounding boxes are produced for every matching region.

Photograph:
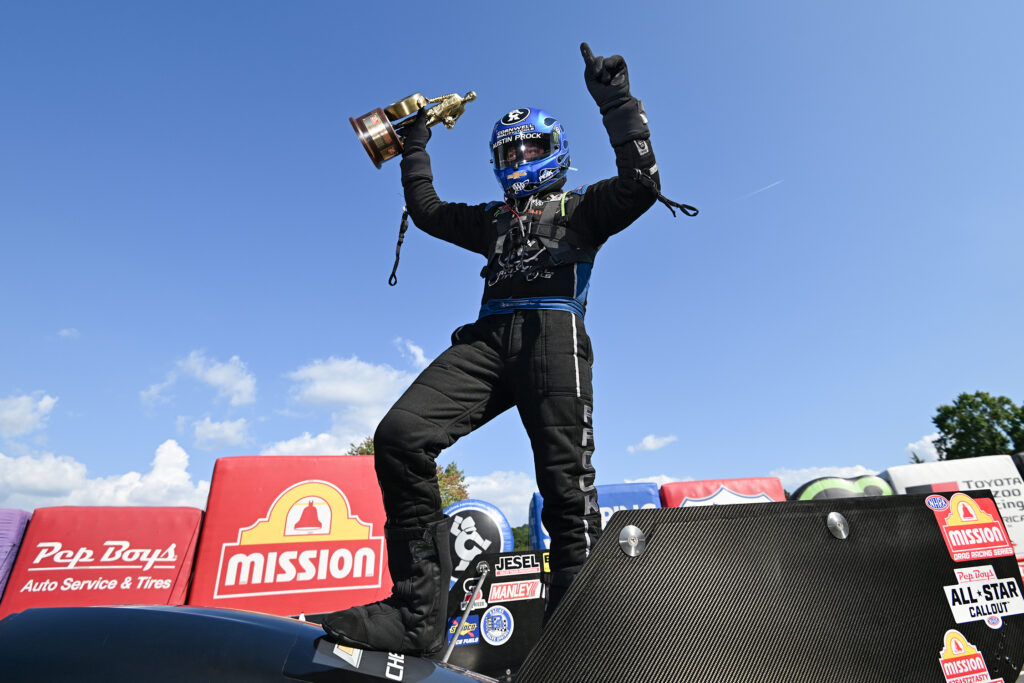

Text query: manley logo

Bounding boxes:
[934,493,1014,563]
[214,480,384,598]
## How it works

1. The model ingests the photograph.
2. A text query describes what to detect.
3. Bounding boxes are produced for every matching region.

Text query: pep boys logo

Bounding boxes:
[30,541,178,572]
[214,480,384,599]
[933,493,1014,563]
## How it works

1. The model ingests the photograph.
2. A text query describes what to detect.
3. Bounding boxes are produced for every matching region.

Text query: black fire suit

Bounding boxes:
[373,113,660,594]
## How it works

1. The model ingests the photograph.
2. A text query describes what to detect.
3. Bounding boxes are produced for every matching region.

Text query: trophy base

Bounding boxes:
[350,108,402,169]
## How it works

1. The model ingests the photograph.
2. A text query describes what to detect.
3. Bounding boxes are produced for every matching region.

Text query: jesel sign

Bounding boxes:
[214,480,384,599]
[187,455,390,617]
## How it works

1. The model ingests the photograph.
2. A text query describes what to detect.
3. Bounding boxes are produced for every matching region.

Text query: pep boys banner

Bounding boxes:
[886,455,1024,575]
[659,476,787,508]
[528,483,660,550]
[0,506,201,619]
[187,455,391,617]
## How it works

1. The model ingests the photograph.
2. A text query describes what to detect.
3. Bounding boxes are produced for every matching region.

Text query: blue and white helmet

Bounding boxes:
[490,107,570,198]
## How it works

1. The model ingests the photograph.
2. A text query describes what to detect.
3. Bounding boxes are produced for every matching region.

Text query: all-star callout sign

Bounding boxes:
[187,456,390,617]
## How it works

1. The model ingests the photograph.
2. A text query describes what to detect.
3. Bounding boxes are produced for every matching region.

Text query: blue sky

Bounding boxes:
[3,2,1023,525]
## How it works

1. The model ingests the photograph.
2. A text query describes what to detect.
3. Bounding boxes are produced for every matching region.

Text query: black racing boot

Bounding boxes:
[321,516,453,656]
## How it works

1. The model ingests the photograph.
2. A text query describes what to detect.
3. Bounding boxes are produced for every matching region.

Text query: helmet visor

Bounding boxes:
[492,132,554,170]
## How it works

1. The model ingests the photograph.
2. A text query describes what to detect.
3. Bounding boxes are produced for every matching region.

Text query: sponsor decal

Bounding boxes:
[933,493,1014,563]
[481,605,514,646]
[500,108,530,126]
[18,540,180,594]
[634,139,650,156]
[385,652,404,681]
[937,629,1004,683]
[459,575,487,611]
[332,644,363,668]
[538,168,556,183]
[495,554,542,577]
[450,514,493,573]
[927,495,951,511]
[488,579,541,603]
[943,564,1024,629]
[680,486,776,507]
[541,551,550,573]
[213,480,384,599]
[507,171,527,180]
[446,615,480,646]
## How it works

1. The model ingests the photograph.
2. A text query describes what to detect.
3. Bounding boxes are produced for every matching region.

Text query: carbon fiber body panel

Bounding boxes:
[517,495,1024,682]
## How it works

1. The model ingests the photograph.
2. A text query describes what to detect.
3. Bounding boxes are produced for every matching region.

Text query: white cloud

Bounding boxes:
[269,356,414,453]
[141,350,256,406]
[261,431,355,456]
[0,440,210,509]
[0,393,58,438]
[465,471,537,527]
[625,474,689,487]
[769,465,878,493]
[194,417,249,450]
[627,434,678,454]
[906,432,940,462]
[179,351,256,405]
[57,328,80,339]
[289,356,412,406]
[394,338,430,370]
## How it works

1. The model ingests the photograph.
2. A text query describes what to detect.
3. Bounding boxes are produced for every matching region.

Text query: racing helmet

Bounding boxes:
[490,107,570,198]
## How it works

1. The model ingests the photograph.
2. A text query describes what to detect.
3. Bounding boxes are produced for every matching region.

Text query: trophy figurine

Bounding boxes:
[350,91,477,168]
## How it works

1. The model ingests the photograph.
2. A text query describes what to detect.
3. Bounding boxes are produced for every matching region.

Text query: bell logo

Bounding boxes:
[214,480,384,599]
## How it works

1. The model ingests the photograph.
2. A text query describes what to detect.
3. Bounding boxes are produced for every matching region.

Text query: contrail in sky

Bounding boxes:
[743,179,784,199]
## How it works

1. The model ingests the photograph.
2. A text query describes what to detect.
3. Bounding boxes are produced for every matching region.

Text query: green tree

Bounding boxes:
[348,437,469,508]
[348,436,375,455]
[932,392,1024,460]
[512,524,531,551]
[437,461,468,509]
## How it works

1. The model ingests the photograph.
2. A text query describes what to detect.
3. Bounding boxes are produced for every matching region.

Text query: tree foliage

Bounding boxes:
[932,392,1024,460]
[349,437,469,508]
[437,461,469,509]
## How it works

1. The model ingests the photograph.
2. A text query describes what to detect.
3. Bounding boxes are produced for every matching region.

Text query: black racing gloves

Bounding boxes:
[580,42,650,147]
[401,107,431,155]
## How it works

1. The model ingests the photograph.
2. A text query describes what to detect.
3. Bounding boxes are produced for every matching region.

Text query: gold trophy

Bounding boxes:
[350,91,477,168]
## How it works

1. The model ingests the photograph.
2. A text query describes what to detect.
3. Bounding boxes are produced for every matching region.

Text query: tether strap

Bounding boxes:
[389,207,410,286]
[632,170,699,218]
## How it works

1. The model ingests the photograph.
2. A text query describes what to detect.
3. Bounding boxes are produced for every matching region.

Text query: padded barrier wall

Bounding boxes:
[0,509,31,601]
[0,506,202,619]
[187,455,391,617]
[659,476,786,507]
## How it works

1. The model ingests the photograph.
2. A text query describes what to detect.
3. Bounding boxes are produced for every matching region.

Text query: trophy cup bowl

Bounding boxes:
[350,91,476,168]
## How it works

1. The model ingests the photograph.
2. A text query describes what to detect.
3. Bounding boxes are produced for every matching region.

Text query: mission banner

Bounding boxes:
[187,455,390,617]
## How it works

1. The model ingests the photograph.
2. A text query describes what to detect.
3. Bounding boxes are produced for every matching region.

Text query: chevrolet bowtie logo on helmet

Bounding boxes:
[501,108,530,125]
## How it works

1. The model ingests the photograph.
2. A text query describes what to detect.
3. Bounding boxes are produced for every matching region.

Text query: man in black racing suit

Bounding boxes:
[323,42,674,657]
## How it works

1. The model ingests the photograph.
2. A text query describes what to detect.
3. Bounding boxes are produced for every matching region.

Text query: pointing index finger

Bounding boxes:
[580,42,594,65]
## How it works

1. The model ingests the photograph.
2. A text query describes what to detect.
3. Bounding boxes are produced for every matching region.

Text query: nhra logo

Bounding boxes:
[934,493,1014,563]
[214,480,384,598]
[500,108,530,126]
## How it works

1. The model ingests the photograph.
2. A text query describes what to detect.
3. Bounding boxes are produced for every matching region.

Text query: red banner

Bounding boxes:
[660,477,787,507]
[0,506,202,618]
[187,455,391,617]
